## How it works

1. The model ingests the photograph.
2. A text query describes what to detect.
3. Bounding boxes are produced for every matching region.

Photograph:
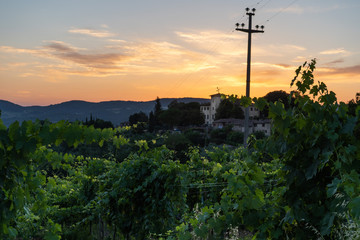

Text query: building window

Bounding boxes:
[207,115,209,119]
[212,115,215,119]
[262,123,265,127]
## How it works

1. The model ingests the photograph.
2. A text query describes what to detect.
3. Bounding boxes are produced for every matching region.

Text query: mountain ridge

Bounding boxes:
[0,98,210,126]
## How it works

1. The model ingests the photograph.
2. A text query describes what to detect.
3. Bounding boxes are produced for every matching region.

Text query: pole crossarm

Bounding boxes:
[236,28,264,33]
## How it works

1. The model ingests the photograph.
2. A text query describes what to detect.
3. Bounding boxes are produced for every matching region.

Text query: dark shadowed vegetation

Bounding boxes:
[1,60,360,239]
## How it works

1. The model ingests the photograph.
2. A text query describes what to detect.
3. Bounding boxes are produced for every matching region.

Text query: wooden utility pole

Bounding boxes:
[235,8,264,147]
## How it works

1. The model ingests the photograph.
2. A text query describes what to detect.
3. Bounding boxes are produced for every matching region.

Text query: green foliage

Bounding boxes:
[259,90,292,118]
[226,131,244,146]
[99,147,188,239]
[257,59,360,238]
[0,120,127,239]
[2,59,360,239]
[252,130,266,140]
[208,126,244,146]
[84,115,114,129]
[175,146,284,240]
[184,129,205,147]
[209,125,232,145]
[165,133,191,161]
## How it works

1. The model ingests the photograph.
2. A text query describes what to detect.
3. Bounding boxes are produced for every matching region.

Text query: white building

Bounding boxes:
[212,118,272,136]
[200,93,260,125]
[200,93,222,125]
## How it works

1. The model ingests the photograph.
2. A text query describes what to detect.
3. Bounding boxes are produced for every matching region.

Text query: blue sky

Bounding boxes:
[1,0,359,105]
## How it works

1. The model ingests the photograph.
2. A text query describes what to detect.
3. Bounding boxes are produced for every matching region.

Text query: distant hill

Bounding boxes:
[0,98,210,126]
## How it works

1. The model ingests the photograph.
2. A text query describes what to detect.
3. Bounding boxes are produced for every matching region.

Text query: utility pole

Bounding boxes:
[236,8,264,147]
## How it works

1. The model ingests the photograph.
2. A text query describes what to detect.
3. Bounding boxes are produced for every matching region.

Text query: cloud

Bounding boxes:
[320,65,360,76]
[249,62,295,70]
[320,48,349,55]
[43,41,129,69]
[176,30,244,42]
[265,4,341,15]
[292,56,309,63]
[105,39,219,74]
[325,59,345,65]
[254,44,307,59]
[285,45,306,51]
[0,29,252,78]
[281,5,304,14]
[175,30,246,56]
[0,46,38,54]
[45,41,75,52]
[273,63,294,69]
[1,38,216,77]
[8,62,29,67]
[266,5,304,15]
[17,90,31,94]
[107,39,127,44]
[68,28,115,38]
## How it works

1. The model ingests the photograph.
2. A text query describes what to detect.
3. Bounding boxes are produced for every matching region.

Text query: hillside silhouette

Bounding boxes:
[0,98,209,126]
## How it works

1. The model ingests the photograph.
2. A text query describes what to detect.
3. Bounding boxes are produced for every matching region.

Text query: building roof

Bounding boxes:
[213,118,271,126]
[253,119,272,124]
[213,118,246,126]
[200,102,211,106]
[210,93,223,97]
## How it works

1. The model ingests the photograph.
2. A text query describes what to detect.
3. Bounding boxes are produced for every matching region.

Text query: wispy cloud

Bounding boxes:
[265,5,304,14]
[255,44,307,59]
[285,45,306,51]
[43,41,129,69]
[248,62,295,70]
[68,28,115,38]
[175,30,245,56]
[320,48,349,55]
[176,30,244,42]
[265,4,341,15]
[318,65,360,76]
[324,59,345,66]
[0,36,219,77]
[0,46,38,54]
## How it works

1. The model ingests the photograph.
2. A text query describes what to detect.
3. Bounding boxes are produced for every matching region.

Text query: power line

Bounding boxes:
[250,0,267,8]
[164,0,300,98]
[260,0,301,26]
[257,0,274,11]
[165,1,256,98]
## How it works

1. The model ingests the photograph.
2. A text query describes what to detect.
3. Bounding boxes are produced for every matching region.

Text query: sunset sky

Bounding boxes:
[1,0,360,106]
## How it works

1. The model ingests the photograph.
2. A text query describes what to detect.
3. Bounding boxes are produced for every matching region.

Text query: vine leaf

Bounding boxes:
[326,178,341,197]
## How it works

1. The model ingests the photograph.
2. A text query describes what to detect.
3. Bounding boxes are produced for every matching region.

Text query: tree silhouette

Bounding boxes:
[154,97,162,119]
[263,90,290,108]
[260,90,292,118]
[148,97,163,132]
[215,99,244,120]
[159,100,204,127]
[129,111,148,125]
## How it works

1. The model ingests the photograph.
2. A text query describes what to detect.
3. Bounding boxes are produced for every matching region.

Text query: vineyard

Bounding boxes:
[1,60,360,239]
